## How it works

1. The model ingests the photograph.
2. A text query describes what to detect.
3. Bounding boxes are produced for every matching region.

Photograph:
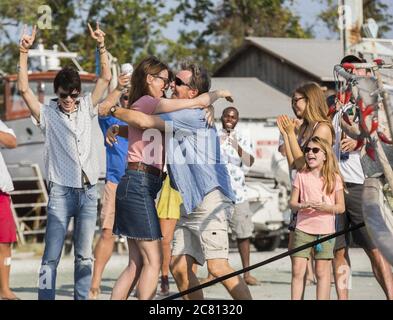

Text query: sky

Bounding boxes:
[165,0,393,41]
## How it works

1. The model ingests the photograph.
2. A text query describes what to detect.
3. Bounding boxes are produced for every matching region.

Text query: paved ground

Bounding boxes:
[10,247,387,300]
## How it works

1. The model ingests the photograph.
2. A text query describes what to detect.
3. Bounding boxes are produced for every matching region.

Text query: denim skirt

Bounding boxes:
[114,169,163,240]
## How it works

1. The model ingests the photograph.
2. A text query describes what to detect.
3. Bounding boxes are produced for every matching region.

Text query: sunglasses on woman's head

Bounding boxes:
[175,77,192,88]
[304,147,323,154]
[59,92,79,99]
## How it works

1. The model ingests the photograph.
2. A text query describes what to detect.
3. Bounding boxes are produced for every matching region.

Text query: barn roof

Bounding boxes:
[215,37,343,82]
[211,77,292,119]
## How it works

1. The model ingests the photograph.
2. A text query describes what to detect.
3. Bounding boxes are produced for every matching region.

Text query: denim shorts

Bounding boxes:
[113,169,163,240]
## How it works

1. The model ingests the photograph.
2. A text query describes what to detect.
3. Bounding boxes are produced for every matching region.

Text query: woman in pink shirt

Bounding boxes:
[104,56,231,300]
[289,136,345,300]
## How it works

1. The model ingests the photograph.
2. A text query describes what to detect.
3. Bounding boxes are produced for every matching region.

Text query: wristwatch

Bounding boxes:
[110,106,118,114]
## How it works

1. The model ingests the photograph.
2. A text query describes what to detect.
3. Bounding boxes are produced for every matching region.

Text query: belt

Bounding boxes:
[127,162,164,178]
[345,182,363,188]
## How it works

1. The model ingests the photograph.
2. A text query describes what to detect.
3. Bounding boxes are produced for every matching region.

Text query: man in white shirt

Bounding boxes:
[18,23,112,300]
[219,107,258,285]
[0,120,18,300]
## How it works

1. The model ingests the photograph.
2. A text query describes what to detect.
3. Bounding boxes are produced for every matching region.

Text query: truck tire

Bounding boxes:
[253,234,281,251]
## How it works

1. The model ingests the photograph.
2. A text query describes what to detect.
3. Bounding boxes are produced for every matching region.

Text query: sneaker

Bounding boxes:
[158,275,170,296]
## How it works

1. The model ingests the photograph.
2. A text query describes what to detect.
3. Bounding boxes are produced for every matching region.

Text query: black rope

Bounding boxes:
[163,222,365,300]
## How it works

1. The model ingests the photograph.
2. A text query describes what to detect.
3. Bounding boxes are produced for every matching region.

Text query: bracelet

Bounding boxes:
[19,48,28,54]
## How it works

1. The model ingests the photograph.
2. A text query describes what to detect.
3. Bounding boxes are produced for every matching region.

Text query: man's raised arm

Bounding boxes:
[88,22,112,106]
[17,25,41,121]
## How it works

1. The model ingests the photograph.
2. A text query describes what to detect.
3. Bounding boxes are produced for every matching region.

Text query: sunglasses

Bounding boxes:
[292,96,305,104]
[59,92,79,99]
[304,147,324,154]
[175,77,192,88]
[153,75,170,88]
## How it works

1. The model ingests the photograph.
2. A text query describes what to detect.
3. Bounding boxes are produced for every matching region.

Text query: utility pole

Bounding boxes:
[339,0,363,55]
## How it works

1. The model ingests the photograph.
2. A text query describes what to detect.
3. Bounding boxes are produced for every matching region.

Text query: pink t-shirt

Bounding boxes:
[293,171,343,235]
[127,95,164,170]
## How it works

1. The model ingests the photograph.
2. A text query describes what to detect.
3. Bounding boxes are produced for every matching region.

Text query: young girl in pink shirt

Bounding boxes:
[290,136,345,300]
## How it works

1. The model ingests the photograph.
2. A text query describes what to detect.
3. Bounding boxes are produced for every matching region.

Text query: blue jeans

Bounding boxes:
[38,182,98,300]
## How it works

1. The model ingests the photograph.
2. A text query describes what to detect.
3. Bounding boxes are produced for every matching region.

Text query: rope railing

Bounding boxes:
[163,222,365,300]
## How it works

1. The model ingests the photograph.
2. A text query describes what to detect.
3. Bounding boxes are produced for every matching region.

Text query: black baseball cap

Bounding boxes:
[341,54,366,64]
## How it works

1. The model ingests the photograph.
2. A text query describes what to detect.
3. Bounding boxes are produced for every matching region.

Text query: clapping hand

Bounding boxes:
[310,202,332,213]
[228,134,239,150]
[309,197,333,213]
[277,115,296,135]
[20,25,37,50]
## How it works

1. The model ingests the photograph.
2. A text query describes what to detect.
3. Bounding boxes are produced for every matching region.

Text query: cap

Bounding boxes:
[340,54,365,64]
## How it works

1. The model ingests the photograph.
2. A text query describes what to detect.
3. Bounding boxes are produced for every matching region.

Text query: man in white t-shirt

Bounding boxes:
[219,107,258,285]
[332,55,393,300]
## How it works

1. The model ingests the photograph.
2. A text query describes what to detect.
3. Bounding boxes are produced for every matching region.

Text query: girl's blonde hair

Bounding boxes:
[294,82,335,138]
[305,136,344,195]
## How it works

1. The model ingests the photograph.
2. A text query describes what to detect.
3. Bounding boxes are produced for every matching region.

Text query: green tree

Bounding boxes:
[0,0,176,74]
[317,0,393,38]
[0,0,45,72]
[165,0,313,72]
[69,0,176,71]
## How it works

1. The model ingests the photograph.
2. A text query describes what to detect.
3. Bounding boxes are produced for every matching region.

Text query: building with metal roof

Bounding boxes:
[211,77,292,120]
[214,37,344,96]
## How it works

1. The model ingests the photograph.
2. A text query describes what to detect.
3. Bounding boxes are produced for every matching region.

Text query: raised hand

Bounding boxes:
[218,89,234,102]
[20,25,37,50]
[88,22,106,45]
[117,74,131,90]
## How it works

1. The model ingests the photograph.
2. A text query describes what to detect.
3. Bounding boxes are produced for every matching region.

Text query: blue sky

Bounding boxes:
[165,0,393,40]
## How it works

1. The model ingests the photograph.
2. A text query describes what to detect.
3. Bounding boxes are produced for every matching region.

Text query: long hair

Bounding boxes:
[305,136,343,195]
[294,82,335,138]
[128,56,170,107]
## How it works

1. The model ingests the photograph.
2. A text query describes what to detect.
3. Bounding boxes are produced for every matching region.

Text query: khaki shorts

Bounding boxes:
[100,181,118,230]
[291,229,335,260]
[229,201,254,240]
[171,189,233,266]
